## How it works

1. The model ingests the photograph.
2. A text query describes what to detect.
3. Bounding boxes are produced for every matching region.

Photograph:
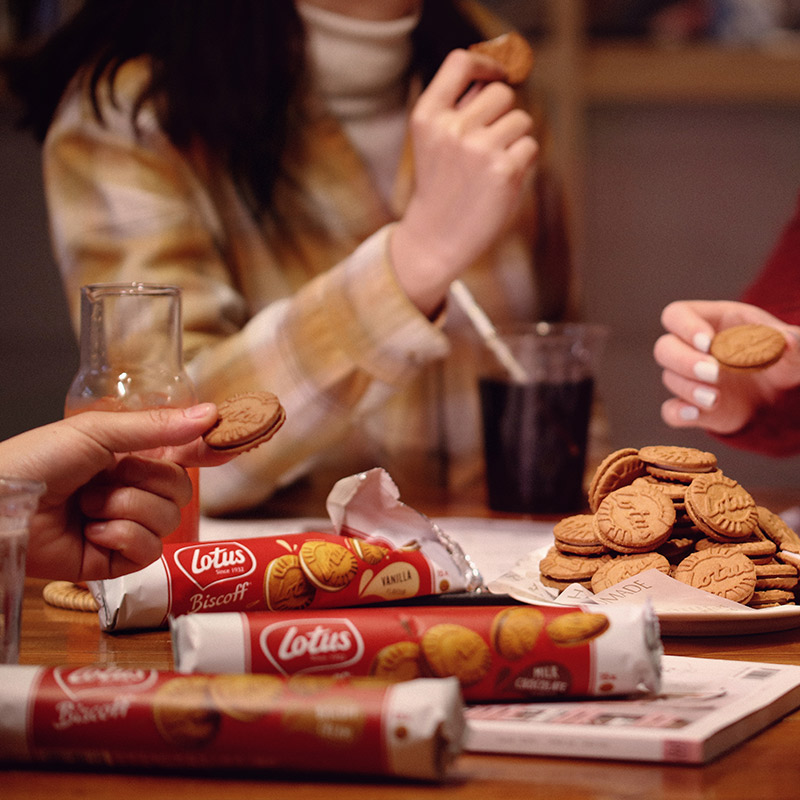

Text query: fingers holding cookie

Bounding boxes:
[469,32,535,85]
[203,391,285,455]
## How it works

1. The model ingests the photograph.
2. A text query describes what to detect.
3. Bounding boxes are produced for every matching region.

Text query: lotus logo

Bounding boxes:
[172,541,256,590]
[259,618,364,675]
[53,666,159,699]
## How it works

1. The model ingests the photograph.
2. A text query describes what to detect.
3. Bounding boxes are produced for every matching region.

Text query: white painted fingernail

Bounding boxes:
[693,332,712,353]
[693,359,719,384]
[679,405,700,421]
[693,387,717,409]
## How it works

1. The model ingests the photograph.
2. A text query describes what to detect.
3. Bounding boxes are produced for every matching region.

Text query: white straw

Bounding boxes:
[450,279,529,383]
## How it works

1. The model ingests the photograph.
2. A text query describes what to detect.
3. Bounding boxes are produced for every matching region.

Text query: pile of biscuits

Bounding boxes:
[539,445,800,608]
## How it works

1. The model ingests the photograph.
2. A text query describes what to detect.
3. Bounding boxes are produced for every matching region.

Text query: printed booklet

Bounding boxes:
[465,655,800,763]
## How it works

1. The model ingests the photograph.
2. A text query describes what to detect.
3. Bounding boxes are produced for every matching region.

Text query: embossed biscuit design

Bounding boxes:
[299,540,359,592]
[420,623,492,687]
[265,554,316,610]
[491,607,546,660]
[673,547,757,603]
[590,552,671,593]
[370,641,422,682]
[350,538,390,565]
[546,611,610,646]
[684,472,758,541]
[203,391,285,454]
[638,445,717,474]
[553,514,607,555]
[710,324,786,370]
[757,505,800,553]
[588,448,647,512]
[539,547,610,584]
[594,484,676,554]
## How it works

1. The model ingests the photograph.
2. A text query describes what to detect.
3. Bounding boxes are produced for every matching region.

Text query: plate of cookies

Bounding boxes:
[491,445,800,636]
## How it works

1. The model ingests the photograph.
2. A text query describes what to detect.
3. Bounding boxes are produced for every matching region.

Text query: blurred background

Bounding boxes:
[1,0,799,489]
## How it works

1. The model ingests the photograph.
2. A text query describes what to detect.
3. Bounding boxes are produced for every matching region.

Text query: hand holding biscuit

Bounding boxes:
[390,46,538,317]
[654,300,800,435]
[2,404,239,581]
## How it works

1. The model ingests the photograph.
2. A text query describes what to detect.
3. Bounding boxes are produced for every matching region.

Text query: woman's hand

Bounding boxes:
[390,48,538,316]
[0,404,235,581]
[654,300,800,434]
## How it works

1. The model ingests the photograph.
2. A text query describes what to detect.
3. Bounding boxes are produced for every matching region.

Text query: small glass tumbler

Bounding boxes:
[0,477,45,664]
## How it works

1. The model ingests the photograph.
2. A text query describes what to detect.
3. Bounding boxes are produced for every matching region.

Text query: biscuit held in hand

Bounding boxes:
[203,391,285,455]
[469,32,534,84]
[710,323,787,370]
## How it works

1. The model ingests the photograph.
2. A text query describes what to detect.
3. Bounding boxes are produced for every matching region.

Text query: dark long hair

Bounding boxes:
[4,1,484,217]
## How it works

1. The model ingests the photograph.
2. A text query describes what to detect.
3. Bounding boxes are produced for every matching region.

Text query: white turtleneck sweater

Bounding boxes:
[296,3,419,205]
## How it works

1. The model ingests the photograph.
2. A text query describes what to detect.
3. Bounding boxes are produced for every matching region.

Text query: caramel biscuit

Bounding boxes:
[370,642,422,682]
[420,623,492,687]
[265,554,316,610]
[349,538,390,565]
[539,547,610,584]
[491,607,546,660]
[594,484,676,554]
[545,611,610,647]
[673,546,757,604]
[152,676,221,749]
[590,552,671,593]
[553,514,607,555]
[469,31,534,85]
[748,589,796,608]
[634,476,687,503]
[656,536,696,563]
[684,472,758,542]
[694,535,776,562]
[588,448,647,512]
[754,562,799,591]
[208,674,284,722]
[757,506,800,554]
[42,580,98,612]
[539,574,591,592]
[777,550,800,570]
[299,540,359,592]
[203,391,285,454]
[638,445,717,474]
[710,324,786,370]
[645,465,720,484]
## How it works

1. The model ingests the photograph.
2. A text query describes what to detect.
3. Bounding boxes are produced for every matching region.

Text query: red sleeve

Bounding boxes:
[714,387,800,457]
[713,192,800,456]
[740,191,800,325]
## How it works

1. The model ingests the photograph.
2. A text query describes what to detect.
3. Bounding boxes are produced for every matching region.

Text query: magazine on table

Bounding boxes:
[465,655,800,764]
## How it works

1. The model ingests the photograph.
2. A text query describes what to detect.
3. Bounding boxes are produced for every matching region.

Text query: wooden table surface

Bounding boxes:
[7,477,800,799]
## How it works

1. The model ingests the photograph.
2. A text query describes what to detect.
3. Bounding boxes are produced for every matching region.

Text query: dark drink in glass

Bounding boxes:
[479,375,594,514]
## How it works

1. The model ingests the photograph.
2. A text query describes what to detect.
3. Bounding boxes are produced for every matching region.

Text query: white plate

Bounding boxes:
[656,605,800,637]
[500,543,800,638]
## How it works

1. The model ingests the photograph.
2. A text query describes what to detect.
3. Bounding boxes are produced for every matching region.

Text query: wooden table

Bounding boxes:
[7,478,800,800]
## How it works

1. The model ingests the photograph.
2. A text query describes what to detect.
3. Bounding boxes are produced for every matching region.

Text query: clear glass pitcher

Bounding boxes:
[0,477,45,663]
[65,283,199,543]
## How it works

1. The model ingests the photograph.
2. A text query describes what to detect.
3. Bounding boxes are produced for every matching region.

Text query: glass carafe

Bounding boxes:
[65,283,199,543]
